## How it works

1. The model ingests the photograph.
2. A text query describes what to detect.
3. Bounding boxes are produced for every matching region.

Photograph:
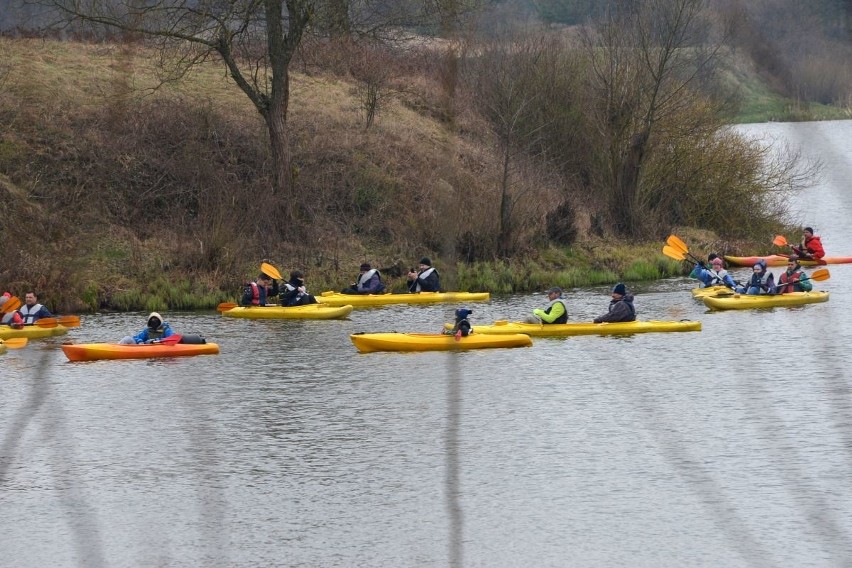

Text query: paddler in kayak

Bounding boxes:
[443,308,473,338]
[0,293,24,328]
[690,257,738,290]
[524,286,569,324]
[341,262,386,294]
[744,259,777,295]
[789,227,825,261]
[776,256,813,294]
[241,272,279,306]
[281,270,318,306]
[407,258,441,293]
[119,312,177,344]
[593,283,636,324]
[18,291,53,324]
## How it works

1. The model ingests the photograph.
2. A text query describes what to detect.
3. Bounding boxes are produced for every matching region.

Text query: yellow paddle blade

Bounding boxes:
[662,245,687,261]
[217,302,238,312]
[772,235,788,247]
[2,337,28,349]
[810,268,830,281]
[35,318,59,328]
[261,262,282,280]
[666,234,689,254]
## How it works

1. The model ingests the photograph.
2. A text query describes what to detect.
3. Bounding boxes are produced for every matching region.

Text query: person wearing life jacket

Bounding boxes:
[790,227,825,260]
[525,286,569,324]
[118,312,176,344]
[341,263,386,294]
[407,257,440,293]
[443,308,473,337]
[17,291,52,325]
[776,256,813,294]
[0,292,24,328]
[241,273,279,306]
[281,270,318,306]
[593,283,636,324]
[745,259,776,295]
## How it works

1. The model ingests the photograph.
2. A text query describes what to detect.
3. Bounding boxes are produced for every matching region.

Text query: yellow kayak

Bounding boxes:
[317,291,490,307]
[691,286,733,298]
[350,332,532,353]
[0,342,6,355]
[0,324,69,340]
[447,319,701,337]
[222,304,353,319]
[703,291,829,310]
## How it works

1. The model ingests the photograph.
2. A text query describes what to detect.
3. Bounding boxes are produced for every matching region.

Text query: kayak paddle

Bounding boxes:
[217,302,238,312]
[1,296,22,313]
[35,316,82,328]
[261,262,282,280]
[1,337,28,349]
[662,245,687,262]
[772,234,826,265]
[151,334,183,345]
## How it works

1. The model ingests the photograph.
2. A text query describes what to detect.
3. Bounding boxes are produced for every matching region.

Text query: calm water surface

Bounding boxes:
[3,121,852,567]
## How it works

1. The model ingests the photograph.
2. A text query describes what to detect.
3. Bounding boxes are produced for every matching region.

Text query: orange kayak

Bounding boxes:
[62,342,220,361]
[724,254,852,267]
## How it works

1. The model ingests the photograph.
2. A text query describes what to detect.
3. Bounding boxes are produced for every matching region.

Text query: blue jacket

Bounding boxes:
[132,322,175,344]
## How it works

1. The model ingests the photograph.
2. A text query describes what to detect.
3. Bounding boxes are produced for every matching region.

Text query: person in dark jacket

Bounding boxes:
[407,257,440,293]
[593,283,636,324]
[443,308,473,338]
[745,259,776,295]
[280,270,318,306]
[341,263,386,294]
[17,291,52,325]
[241,273,279,306]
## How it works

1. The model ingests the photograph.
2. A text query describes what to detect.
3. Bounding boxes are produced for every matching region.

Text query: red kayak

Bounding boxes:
[724,254,852,267]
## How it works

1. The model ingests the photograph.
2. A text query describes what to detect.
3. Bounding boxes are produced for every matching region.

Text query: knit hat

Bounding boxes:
[455,308,472,321]
[788,255,800,265]
[147,312,163,329]
[711,258,723,267]
[612,283,627,296]
[360,263,371,271]
[419,257,432,266]
[546,286,563,295]
[291,270,304,280]
[804,227,814,235]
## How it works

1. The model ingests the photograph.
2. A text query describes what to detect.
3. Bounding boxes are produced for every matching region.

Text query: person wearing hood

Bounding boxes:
[777,256,813,294]
[593,283,636,324]
[280,270,318,306]
[525,286,569,324]
[407,258,440,293]
[119,312,176,344]
[790,227,825,261]
[443,308,473,338]
[341,263,386,295]
[745,259,776,295]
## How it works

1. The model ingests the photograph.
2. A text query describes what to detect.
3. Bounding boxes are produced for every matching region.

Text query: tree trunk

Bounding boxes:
[614,128,649,236]
[497,145,513,258]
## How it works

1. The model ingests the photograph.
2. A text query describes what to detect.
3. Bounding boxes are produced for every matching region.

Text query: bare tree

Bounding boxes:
[39,0,314,223]
[582,0,722,237]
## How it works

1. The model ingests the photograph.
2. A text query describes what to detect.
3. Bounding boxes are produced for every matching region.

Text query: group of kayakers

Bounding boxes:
[521,283,637,326]
[690,227,824,295]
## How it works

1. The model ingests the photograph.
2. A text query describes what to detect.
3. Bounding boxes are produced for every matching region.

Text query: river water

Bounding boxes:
[2,121,852,567]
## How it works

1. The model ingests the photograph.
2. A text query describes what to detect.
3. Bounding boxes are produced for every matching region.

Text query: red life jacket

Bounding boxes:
[778,269,804,294]
[249,282,260,305]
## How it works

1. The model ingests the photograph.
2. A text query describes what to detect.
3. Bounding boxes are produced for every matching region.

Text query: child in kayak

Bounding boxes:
[744,259,776,295]
[443,308,473,338]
